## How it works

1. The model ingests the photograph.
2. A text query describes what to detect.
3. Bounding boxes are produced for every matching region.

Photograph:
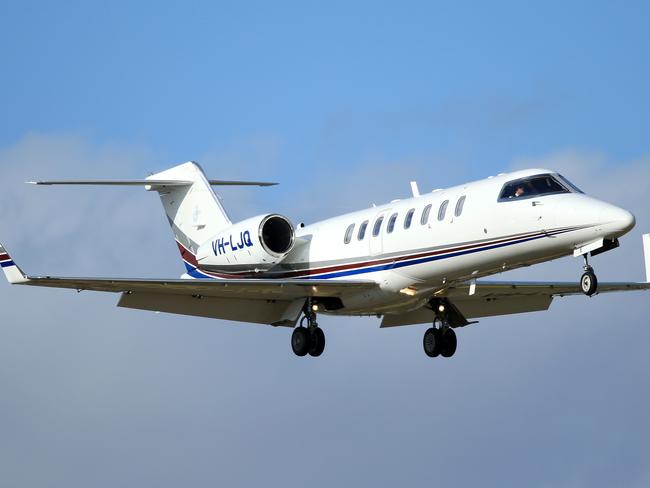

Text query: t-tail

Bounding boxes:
[146,162,233,274]
[27,161,277,276]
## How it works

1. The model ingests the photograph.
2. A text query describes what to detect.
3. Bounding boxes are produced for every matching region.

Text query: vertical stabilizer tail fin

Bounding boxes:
[146,161,232,272]
[643,234,650,283]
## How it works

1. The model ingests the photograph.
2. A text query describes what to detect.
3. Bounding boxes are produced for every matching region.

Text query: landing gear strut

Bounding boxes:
[580,254,598,297]
[291,298,325,357]
[423,317,457,359]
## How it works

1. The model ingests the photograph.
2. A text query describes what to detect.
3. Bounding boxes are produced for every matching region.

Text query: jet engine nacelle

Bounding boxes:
[196,214,295,273]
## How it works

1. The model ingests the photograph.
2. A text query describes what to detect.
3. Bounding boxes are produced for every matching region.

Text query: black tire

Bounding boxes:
[440,328,457,358]
[309,327,326,357]
[291,327,311,357]
[581,271,598,296]
[423,328,441,358]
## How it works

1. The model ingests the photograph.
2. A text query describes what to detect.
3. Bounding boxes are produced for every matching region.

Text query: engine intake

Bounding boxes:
[260,215,294,255]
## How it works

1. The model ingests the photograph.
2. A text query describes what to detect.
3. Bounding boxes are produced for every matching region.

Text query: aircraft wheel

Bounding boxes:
[581,270,598,296]
[309,327,325,357]
[440,328,457,358]
[423,328,441,358]
[291,327,311,357]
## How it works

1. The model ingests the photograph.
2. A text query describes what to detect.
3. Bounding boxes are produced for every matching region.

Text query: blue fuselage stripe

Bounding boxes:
[185,226,581,281]
[299,232,549,280]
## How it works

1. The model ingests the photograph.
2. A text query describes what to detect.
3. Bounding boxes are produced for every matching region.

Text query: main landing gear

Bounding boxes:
[580,254,598,297]
[423,318,457,359]
[291,299,325,357]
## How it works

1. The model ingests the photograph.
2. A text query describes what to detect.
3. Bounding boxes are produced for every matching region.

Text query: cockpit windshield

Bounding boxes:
[498,173,578,201]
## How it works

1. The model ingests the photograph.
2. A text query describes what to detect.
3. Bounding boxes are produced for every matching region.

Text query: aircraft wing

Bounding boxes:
[383,233,650,327]
[444,280,650,298]
[6,274,374,299]
[381,280,650,328]
[0,243,376,326]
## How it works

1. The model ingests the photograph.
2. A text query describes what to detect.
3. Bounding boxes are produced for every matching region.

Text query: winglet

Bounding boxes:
[0,243,29,284]
[643,234,650,283]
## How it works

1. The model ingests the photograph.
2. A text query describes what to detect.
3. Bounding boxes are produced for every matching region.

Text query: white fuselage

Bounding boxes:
[266,168,635,314]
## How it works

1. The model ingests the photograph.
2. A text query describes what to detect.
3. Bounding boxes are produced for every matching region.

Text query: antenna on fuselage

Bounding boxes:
[410,181,420,198]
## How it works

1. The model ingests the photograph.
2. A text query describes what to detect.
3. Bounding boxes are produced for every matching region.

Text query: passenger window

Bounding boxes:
[404,208,415,229]
[344,223,355,244]
[358,220,369,241]
[438,200,449,221]
[455,196,466,217]
[421,204,432,225]
[387,213,398,233]
[373,216,384,237]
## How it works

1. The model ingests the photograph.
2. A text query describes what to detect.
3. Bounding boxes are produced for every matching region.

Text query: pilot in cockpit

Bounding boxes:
[514,186,526,198]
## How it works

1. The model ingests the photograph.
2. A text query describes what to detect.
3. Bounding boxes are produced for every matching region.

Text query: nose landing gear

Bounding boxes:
[580,255,598,297]
[291,299,325,357]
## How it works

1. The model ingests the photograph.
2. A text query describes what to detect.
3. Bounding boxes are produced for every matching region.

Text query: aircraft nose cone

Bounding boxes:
[600,206,636,235]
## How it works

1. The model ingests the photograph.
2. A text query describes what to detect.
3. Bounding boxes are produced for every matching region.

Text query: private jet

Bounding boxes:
[2,162,648,358]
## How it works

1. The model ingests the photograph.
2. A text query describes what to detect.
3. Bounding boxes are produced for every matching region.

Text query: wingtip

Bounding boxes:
[0,243,29,284]
[643,234,650,283]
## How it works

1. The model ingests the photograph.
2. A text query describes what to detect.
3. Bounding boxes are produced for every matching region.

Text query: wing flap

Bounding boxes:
[117,292,304,326]
[380,294,553,327]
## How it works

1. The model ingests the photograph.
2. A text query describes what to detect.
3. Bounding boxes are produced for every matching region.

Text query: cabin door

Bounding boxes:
[369,211,388,257]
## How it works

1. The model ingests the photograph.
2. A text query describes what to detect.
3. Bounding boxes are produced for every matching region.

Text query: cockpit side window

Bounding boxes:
[556,174,584,194]
[498,174,571,201]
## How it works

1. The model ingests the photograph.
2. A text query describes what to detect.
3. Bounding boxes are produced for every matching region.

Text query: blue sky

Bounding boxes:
[1,2,650,487]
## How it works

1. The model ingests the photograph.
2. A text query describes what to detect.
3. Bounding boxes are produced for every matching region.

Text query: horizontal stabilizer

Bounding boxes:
[27,179,278,187]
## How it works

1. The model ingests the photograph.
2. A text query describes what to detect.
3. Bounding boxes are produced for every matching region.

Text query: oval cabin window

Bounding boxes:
[438,200,449,221]
[344,223,355,244]
[373,216,384,237]
[455,196,466,217]
[421,204,432,225]
[404,209,415,229]
[358,220,369,241]
[387,213,398,233]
